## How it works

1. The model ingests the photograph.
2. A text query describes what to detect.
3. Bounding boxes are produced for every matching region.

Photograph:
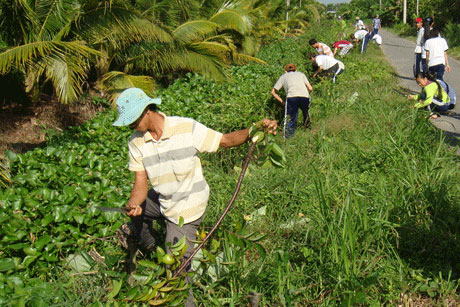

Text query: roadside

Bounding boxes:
[384,26,460,60]
[379,28,460,153]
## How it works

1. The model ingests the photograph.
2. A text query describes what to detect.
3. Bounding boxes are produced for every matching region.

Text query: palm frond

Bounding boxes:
[189,41,230,56]
[172,50,228,80]
[0,158,11,188]
[79,14,172,51]
[210,9,251,35]
[43,54,89,104]
[98,71,156,106]
[302,4,320,23]
[241,36,256,55]
[173,20,220,44]
[232,52,267,65]
[0,41,102,74]
[119,42,228,80]
[36,0,81,40]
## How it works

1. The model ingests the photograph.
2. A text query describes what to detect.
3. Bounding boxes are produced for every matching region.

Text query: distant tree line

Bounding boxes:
[334,0,459,48]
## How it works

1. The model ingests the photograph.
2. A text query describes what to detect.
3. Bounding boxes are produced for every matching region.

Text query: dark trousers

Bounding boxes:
[429,64,446,81]
[428,102,450,113]
[414,53,425,77]
[326,63,344,83]
[361,32,374,53]
[131,189,203,307]
[284,97,310,138]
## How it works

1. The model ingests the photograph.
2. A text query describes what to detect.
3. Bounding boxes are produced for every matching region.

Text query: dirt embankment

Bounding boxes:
[0,97,104,157]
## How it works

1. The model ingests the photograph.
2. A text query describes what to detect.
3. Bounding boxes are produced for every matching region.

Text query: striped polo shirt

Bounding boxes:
[128,112,223,224]
[316,42,333,57]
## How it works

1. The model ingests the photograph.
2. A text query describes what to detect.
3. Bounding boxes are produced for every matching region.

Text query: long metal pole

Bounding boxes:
[403,0,407,24]
[416,0,419,16]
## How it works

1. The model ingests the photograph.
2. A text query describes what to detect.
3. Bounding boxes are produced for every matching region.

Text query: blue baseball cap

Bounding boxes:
[113,88,161,126]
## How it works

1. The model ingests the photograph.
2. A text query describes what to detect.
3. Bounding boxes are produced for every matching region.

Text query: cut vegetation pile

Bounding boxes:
[1,20,460,306]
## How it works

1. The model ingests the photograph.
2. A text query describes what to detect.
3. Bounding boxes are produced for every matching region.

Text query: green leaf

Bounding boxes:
[178,216,184,228]
[23,247,41,257]
[22,256,38,267]
[138,260,159,269]
[65,254,92,272]
[107,279,122,299]
[41,214,54,227]
[5,150,18,163]
[73,212,85,224]
[351,291,367,304]
[0,258,15,272]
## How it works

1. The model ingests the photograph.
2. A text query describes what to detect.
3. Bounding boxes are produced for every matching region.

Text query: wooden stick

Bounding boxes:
[172,141,257,278]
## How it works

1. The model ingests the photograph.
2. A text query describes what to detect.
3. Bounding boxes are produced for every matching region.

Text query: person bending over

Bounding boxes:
[309,39,334,57]
[408,72,452,119]
[310,53,345,83]
[332,40,353,57]
[271,64,313,138]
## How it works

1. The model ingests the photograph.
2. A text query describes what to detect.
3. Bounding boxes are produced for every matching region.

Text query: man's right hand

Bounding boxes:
[126,170,149,216]
[126,203,143,216]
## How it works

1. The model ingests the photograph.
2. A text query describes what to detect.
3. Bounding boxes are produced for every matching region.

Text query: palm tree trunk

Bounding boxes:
[285,0,290,35]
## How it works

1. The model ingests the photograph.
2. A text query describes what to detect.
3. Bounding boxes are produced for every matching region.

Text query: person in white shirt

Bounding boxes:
[421,17,435,68]
[424,29,450,80]
[310,53,345,83]
[350,28,373,53]
[354,16,365,31]
[309,39,334,57]
[350,29,368,43]
[271,64,313,137]
[414,17,425,77]
[371,34,382,45]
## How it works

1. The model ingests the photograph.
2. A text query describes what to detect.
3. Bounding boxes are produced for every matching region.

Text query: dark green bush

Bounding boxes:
[444,22,460,48]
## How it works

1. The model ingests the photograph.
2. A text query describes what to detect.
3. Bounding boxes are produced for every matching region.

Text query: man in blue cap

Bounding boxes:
[113,87,277,306]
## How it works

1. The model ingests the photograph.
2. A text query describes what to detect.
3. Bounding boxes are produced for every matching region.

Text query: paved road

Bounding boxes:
[379,28,460,152]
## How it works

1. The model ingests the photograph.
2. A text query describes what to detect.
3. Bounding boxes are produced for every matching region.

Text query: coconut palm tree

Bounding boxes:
[86,0,267,103]
[0,0,323,105]
[0,0,102,104]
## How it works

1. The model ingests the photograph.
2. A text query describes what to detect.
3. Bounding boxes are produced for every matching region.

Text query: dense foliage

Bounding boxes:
[2,19,460,306]
[0,0,325,105]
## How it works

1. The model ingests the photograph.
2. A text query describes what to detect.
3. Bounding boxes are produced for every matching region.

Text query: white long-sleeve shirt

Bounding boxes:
[415,27,424,53]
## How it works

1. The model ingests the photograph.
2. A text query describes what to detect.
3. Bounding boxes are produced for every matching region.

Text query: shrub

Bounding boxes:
[393,23,415,36]
[443,22,460,48]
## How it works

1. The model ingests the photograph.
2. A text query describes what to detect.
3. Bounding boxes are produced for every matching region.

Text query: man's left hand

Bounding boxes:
[260,119,278,135]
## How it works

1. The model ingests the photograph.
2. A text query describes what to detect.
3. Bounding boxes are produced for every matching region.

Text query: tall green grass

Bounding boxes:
[194,26,460,305]
[2,20,460,306]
